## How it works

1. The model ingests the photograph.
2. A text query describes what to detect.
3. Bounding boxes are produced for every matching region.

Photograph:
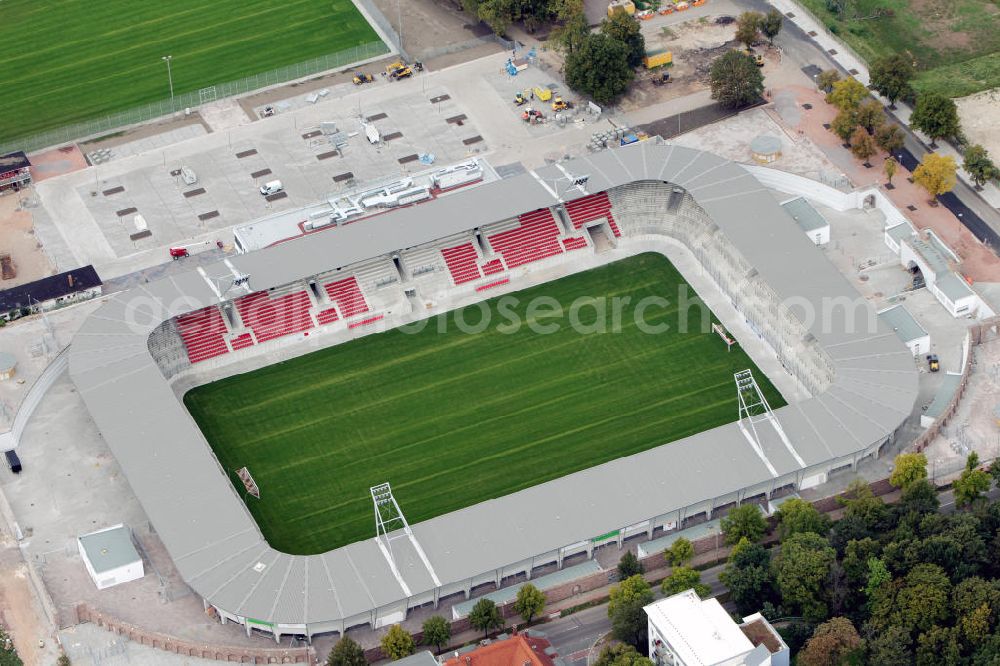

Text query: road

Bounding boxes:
[544,562,728,664]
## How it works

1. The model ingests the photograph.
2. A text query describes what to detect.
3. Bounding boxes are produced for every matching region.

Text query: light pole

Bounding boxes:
[162,55,174,104]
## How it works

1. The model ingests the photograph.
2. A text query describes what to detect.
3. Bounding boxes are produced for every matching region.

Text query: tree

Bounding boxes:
[899,478,939,517]
[735,11,762,49]
[797,617,862,666]
[618,550,644,580]
[826,77,869,112]
[873,563,952,635]
[721,503,767,545]
[608,575,654,649]
[513,583,546,624]
[422,615,451,653]
[913,152,957,202]
[476,0,516,36]
[964,144,999,189]
[876,123,905,154]
[57,655,73,666]
[666,537,694,566]
[869,54,915,108]
[380,625,415,661]
[661,566,711,598]
[890,452,928,489]
[865,624,912,666]
[468,598,503,638]
[551,10,590,55]
[721,537,774,615]
[776,498,831,541]
[850,127,878,164]
[831,109,858,143]
[955,452,991,508]
[601,11,645,69]
[709,50,764,110]
[911,93,960,146]
[916,624,962,665]
[855,98,884,135]
[761,9,783,45]
[566,33,634,105]
[883,156,898,185]
[328,636,366,666]
[864,556,891,605]
[816,69,841,93]
[593,642,654,666]
[772,532,836,622]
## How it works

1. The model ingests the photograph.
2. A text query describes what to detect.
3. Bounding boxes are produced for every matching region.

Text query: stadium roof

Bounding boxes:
[67,142,918,630]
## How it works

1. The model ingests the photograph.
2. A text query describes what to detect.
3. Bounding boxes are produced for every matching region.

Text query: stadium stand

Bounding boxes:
[480,258,505,275]
[323,277,370,318]
[441,243,482,284]
[317,307,340,325]
[229,332,255,351]
[349,314,385,329]
[235,287,315,343]
[476,278,510,292]
[486,209,563,268]
[564,192,622,237]
[175,306,230,363]
[562,236,588,251]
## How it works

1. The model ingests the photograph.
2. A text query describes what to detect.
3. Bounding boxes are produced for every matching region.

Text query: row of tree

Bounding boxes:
[326,583,547,664]
[824,55,1000,191]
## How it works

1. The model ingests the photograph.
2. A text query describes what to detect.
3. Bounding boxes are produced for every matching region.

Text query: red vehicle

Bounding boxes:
[170,240,223,260]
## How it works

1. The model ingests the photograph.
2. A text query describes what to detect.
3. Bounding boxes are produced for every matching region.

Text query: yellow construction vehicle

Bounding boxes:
[551,96,573,111]
[386,61,413,79]
[353,72,374,85]
[743,48,764,67]
[514,91,527,106]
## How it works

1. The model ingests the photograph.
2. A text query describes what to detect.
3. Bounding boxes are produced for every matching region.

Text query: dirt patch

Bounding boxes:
[910,0,973,51]
[620,16,753,111]
[0,546,58,666]
[0,193,54,288]
[27,146,88,183]
[956,88,1000,160]
[78,112,209,154]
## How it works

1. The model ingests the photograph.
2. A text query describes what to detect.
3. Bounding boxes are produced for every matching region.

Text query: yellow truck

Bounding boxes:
[532,86,553,102]
[643,50,673,69]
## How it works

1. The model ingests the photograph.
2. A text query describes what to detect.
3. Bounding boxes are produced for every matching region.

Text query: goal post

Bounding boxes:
[236,466,260,499]
[713,322,736,352]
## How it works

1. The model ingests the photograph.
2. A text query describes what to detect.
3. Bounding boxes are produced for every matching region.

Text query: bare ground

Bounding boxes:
[956,88,1000,162]
[0,193,54,288]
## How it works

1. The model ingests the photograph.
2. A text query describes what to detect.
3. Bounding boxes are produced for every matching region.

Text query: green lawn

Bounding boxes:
[797,0,1000,98]
[184,254,785,555]
[0,0,381,144]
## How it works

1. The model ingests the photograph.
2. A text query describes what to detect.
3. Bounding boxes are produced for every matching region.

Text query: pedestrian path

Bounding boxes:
[768,0,1000,208]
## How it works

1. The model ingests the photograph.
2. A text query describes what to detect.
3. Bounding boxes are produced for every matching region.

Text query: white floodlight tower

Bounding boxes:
[370,483,441,593]
[734,369,806,475]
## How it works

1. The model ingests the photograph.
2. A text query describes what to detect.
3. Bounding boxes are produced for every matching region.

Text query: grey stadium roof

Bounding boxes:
[68,142,918,629]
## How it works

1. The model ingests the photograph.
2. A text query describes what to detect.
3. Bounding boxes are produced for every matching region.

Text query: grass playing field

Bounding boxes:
[184,254,786,555]
[0,0,381,144]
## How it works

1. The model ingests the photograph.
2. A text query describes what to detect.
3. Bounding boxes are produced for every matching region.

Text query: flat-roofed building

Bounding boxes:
[645,590,788,666]
[878,304,930,356]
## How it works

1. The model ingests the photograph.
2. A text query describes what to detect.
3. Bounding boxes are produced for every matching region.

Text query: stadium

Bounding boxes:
[67,141,918,641]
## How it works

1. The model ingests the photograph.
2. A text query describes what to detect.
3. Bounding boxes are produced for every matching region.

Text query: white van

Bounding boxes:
[259,180,284,196]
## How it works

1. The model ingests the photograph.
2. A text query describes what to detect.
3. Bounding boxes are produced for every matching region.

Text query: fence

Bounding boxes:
[0,40,389,156]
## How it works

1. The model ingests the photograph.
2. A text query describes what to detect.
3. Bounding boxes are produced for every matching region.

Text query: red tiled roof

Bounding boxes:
[441,635,556,666]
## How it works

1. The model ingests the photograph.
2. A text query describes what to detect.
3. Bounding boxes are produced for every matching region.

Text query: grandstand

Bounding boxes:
[67,142,918,641]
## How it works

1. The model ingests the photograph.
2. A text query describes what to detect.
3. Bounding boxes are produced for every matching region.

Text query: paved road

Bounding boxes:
[544,562,728,664]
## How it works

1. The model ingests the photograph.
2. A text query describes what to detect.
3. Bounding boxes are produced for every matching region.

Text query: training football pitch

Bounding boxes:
[184,254,785,555]
[0,0,381,144]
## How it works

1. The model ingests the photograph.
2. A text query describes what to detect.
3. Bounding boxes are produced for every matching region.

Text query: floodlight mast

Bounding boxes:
[371,483,411,560]
[734,369,806,474]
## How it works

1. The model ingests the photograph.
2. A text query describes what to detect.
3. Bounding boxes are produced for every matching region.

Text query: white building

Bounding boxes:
[780,197,829,246]
[77,524,144,590]
[877,304,930,356]
[645,590,789,666]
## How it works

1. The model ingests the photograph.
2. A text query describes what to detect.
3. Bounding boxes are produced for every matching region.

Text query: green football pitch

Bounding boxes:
[184,253,785,555]
[0,0,381,144]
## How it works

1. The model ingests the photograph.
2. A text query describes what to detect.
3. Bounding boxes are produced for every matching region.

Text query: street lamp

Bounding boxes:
[162,55,174,103]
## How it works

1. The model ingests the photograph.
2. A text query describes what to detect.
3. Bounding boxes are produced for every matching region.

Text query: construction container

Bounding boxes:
[643,50,673,69]
[607,0,635,15]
